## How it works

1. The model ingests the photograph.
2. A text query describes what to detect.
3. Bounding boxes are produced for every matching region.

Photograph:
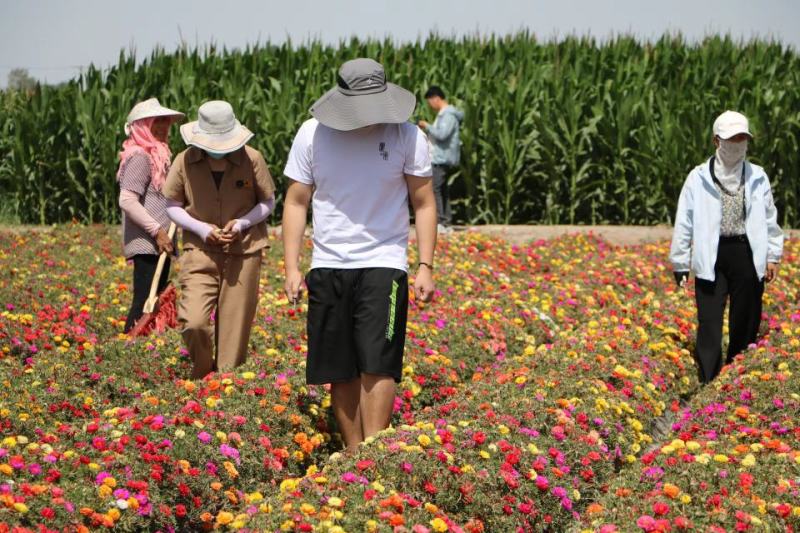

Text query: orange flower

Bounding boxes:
[273,405,286,414]
[389,514,405,526]
[663,483,680,499]
[586,503,604,515]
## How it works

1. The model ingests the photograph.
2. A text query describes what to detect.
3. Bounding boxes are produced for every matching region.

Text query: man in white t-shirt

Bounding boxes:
[282,58,437,451]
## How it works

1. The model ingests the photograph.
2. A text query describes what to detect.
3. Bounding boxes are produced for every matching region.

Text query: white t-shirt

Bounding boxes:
[284,118,432,271]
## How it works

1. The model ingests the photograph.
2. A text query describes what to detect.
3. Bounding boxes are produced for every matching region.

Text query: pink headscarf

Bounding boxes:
[117,117,172,191]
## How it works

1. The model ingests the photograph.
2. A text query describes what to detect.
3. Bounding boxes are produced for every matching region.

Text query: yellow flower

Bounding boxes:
[280,478,300,493]
[327,496,343,508]
[13,503,28,513]
[430,517,448,532]
[216,511,234,525]
[300,503,315,515]
[741,454,756,467]
[680,494,692,504]
[713,454,729,463]
[418,434,431,447]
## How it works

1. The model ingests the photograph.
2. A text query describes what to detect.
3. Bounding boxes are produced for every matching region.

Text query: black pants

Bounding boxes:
[694,237,764,384]
[124,254,171,332]
[432,164,453,226]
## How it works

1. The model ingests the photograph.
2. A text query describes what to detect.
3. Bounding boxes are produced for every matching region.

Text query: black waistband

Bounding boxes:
[719,234,748,243]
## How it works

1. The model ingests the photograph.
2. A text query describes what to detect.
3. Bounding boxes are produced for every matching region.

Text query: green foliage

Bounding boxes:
[1,34,798,225]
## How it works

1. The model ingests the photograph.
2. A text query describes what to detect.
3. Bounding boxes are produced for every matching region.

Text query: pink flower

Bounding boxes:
[341,472,358,483]
[636,515,656,531]
[197,431,212,444]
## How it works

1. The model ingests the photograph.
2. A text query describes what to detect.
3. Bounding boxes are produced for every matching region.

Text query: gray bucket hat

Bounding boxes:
[310,58,416,131]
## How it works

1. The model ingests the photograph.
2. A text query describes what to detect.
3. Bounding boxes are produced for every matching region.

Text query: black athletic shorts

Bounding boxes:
[305,267,408,384]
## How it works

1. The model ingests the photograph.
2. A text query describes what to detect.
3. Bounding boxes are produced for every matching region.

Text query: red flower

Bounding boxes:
[653,501,670,516]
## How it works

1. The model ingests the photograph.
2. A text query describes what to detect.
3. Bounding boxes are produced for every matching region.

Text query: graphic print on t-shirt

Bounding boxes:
[378,142,388,161]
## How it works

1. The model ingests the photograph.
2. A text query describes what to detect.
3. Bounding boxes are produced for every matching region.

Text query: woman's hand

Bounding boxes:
[155,229,174,254]
[219,220,244,243]
[204,224,225,245]
[766,262,779,283]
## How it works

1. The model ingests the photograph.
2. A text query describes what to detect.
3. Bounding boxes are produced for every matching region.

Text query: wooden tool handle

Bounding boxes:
[142,222,177,314]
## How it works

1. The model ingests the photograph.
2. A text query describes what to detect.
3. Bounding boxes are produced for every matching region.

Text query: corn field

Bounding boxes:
[1,34,799,226]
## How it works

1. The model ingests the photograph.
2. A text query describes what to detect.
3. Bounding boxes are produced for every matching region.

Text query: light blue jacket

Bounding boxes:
[670,158,783,282]
[425,106,464,166]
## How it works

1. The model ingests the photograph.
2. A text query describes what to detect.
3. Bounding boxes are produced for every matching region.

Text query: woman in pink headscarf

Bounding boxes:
[117,98,184,332]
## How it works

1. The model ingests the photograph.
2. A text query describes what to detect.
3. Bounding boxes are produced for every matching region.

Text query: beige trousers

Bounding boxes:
[177,248,262,379]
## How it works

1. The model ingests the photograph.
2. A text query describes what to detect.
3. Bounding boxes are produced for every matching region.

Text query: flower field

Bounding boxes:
[0,226,798,532]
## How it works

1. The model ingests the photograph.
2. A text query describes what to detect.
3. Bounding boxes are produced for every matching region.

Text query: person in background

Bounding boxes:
[283,58,437,451]
[418,85,464,234]
[117,98,184,333]
[670,110,783,384]
[163,100,276,379]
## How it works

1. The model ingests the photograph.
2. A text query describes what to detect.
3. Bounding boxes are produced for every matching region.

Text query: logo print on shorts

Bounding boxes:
[378,142,388,161]
[386,280,399,341]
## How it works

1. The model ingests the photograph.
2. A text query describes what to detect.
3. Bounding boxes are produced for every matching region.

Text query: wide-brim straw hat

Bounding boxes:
[180,100,254,154]
[310,58,416,131]
[124,98,185,135]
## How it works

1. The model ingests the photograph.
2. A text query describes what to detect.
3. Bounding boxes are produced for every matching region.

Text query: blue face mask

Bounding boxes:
[206,151,227,160]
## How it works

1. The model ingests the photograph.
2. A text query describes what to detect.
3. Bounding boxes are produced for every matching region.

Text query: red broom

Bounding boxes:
[129,222,179,337]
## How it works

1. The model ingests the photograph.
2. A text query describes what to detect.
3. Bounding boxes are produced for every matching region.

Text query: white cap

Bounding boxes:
[713,110,752,140]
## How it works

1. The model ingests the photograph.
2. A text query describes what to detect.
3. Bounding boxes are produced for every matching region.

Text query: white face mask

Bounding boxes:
[206,150,227,160]
[717,139,748,166]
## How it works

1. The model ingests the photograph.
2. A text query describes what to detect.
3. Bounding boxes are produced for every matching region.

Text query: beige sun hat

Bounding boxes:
[180,100,254,154]
[124,98,185,135]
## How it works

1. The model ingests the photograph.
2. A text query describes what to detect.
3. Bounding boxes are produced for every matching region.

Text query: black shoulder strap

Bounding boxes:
[708,155,747,218]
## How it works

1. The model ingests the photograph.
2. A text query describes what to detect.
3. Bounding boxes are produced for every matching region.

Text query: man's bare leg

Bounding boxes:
[331,378,363,451]
[360,373,396,439]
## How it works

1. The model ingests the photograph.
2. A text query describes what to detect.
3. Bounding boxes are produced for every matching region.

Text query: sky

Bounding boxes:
[1,0,799,87]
